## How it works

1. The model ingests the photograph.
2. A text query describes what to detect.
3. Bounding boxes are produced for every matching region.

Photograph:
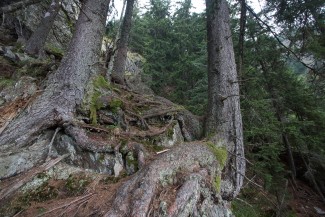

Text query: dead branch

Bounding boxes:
[246,4,315,71]
[236,198,253,207]
[156,149,170,155]
[72,200,88,217]
[227,150,254,166]
[36,193,94,217]
[47,127,61,159]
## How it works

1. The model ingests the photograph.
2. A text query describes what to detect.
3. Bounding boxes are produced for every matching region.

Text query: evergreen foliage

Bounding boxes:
[127,0,325,211]
[129,0,207,115]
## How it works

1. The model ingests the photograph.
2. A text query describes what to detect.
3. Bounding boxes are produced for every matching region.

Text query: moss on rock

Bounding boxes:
[109,98,123,113]
[206,142,228,169]
[214,175,221,193]
[89,75,112,124]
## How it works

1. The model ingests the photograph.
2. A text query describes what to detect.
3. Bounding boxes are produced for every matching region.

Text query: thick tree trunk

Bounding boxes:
[0,0,42,14]
[25,0,61,57]
[111,0,135,85]
[205,0,245,200]
[0,0,110,178]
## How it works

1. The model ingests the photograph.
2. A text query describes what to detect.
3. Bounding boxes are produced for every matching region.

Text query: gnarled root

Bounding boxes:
[104,143,231,217]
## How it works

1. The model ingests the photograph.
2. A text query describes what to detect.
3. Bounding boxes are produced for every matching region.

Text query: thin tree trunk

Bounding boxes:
[111,0,135,85]
[25,0,61,57]
[0,0,42,14]
[0,0,110,176]
[258,55,297,179]
[248,32,297,179]
[282,133,297,178]
[237,0,246,79]
[104,0,126,69]
[205,0,245,200]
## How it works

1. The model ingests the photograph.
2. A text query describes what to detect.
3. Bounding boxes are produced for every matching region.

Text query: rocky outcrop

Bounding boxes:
[124,52,154,95]
[1,0,79,50]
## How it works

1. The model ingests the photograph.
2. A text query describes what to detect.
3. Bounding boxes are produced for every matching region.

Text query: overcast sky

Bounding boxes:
[112,0,265,17]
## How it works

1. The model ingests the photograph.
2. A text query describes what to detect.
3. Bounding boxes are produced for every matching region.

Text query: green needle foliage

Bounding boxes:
[125,0,325,213]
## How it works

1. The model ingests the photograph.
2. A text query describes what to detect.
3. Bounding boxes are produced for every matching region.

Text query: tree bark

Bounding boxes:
[237,0,246,79]
[111,0,135,85]
[0,0,42,14]
[25,0,61,57]
[0,0,110,176]
[205,0,245,200]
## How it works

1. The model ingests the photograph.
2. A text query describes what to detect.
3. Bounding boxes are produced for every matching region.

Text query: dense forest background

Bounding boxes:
[108,0,325,215]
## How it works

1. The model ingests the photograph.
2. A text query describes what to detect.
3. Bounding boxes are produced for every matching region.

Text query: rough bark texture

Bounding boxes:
[25,0,61,56]
[104,142,231,217]
[0,0,110,178]
[0,0,41,13]
[205,0,245,200]
[111,0,135,85]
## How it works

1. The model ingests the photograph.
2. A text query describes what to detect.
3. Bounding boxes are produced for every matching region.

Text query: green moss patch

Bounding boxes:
[214,175,221,193]
[89,76,112,124]
[90,91,102,124]
[0,78,14,90]
[206,142,228,169]
[64,174,91,196]
[109,98,123,113]
[19,182,58,204]
[93,75,111,90]
[45,44,64,59]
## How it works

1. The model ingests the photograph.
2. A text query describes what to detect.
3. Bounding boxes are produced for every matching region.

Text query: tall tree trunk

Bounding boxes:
[237,0,246,79]
[0,0,110,177]
[205,0,245,200]
[111,0,135,85]
[25,0,61,57]
[0,0,42,13]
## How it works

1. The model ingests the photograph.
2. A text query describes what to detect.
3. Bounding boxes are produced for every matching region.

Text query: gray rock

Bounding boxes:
[114,152,124,177]
[0,97,5,106]
[123,52,154,95]
[3,47,17,61]
[2,0,79,50]
[0,76,37,103]
[176,110,203,141]
[54,134,116,175]
[0,131,50,179]
[15,52,33,62]
[125,152,136,175]
[157,121,184,148]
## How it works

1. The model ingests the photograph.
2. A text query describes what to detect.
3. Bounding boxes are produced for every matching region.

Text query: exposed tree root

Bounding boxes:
[104,142,221,216]
[65,126,115,153]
